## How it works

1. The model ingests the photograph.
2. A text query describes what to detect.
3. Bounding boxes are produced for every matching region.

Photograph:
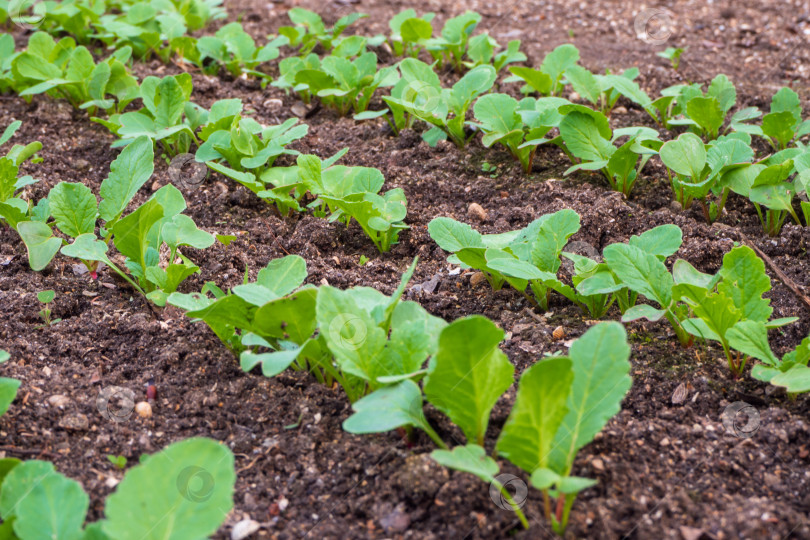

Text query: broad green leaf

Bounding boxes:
[531,209,581,272]
[771,365,810,393]
[496,357,573,473]
[541,44,579,91]
[603,243,673,307]
[424,316,514,445]
[316,286,388,382]
[628,224,682,259]
[718,246,772,322]
[48,182,97,238]
[431,443,498,483]
[659,132,706,179]
[0,460,88,540]
[102,438,235,540]
[686,97,724,136]
[343,380,432,434]
[726,320,778,365]
[98,136,155,222]
[564,65,600,105]
[17,221,61,271]
[112,199,165,268]
[0,377,20,418]
[549,322,631,474]
[428,217,484,251]
[559,112,614,162]
[61,233,111,265]
[252,288,318,343]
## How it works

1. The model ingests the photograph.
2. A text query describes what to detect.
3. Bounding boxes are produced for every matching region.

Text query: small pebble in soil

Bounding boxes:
[47,395,71,408]
[231,519,261,540]
[59,413,89,431]
[467,202,488,222]
[470,272,487,287]
[135,401,152,418]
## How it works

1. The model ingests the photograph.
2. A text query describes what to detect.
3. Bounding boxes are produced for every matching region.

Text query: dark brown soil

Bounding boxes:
[2,0,810,539]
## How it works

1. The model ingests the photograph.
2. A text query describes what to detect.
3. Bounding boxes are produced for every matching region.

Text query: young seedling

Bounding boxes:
[665,74,740,140]
[382,58,496,147]
[0,121,43,230]
[674,246,797,376]
[657,47,685,70]
[96,74,204,157]
[36,290,61,327]
[12,137,216,305]
[558,106,662,196]
[279,8,368,55]
[106,455,127,469]
[731,87,810,151]
[415,323,631,534]
[387,9,435,58]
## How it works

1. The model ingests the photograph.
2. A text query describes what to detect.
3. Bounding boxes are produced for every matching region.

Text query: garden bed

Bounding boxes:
[1,0,810,538]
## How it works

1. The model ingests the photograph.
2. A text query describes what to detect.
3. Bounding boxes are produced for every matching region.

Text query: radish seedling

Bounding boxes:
[429,210,584,310]
[657,47,685,70]
[731,87,810,151]
[196,99,308,176]
[184,22,287,83]
[382,58,495,147]
[386,9,435,58]
[96,73,204,157]
[11,32,138,115]
[672,246,797,376]
[659,132,754,221]
[36,289,61,327]
[557,105,662,195]
[0,121,42,230]
[13,137,216,304]
[285,52,400,116]
[279,8,368,55]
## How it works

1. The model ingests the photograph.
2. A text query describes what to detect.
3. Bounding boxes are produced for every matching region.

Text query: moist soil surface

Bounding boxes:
[2,0,810,538]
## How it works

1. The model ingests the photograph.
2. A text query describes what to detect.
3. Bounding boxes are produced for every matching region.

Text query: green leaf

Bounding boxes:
[0,460,88,540]
[316,286,388,383]
[496,357,573,473]
[428,217,484,252]
[343,380,432,434]
[770,365,810,393]
[431,443,498,483]
[549,322,631,474]
[541,44,579,92]
[17,221,62,271]
[0,377,20,418]
[726,321,778,365]
[48,182,97,238]
[659,132,706,179]
[564,65,600,105]
[112,199,165,269]
[559,111,614,162]
[98,136,155,222]
[61,233,111,265]
[424,316,514,445]
[686,97,724,137]
[718,246,772,322]
[628,224,683,259]
[102,438,235,540]
[603,243,673,307]
[762,111,798,148]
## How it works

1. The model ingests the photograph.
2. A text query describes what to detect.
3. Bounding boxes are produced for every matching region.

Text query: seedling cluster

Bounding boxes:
[0,4,808,538]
